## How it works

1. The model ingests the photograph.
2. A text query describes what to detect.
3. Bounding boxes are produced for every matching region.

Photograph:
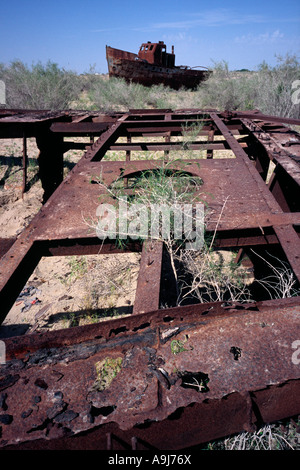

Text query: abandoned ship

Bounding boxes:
[106,41,212,90]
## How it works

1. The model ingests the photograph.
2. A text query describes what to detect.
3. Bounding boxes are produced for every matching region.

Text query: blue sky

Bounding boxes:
[1,0,299,72]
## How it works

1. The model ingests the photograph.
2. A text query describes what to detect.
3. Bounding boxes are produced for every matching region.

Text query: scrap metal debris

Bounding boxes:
[16,286,41,312]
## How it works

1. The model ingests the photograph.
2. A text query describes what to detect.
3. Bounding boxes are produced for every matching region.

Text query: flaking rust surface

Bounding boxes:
[1,304,299,447]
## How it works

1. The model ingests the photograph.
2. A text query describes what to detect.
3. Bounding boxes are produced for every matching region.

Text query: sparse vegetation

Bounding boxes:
[87,76,172,112]
[203,418,300,450]
[170,335,191,355]
[178,246,253,305]
[196,54,300,118]
[93,357,123,391]
[1,53,299,117]
[0,60,81,109]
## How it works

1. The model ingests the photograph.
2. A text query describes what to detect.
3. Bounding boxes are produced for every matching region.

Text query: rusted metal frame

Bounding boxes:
[36,126,65,203]
[84,113,299,306]
[164,112,172,159]
[0,224,287,326]
[268,163,300,212]
[211,227,278,248]
[126,109,176,118]
[3,385,299,450]
[226,110,300,127]
[0,238,41,324]
[0,108,51,117]
[0,112,71,138]
[210,112,300,283]
[42,222,283,250]
[45,238,142,257]
[124,117,210,128]
[22,129,28,195]
[108,140,247,152]
[70,113,92,123]
[0,238,16,259]
[272,224,300,281]
[87,115,130,162]
[0,112,275,324]
[0,111,300,449]
[133,240,164,314]
[240,127,271,182]
[128,108,173,115]
[210,113,287,212]
[207,127,215,159]
[241,116,300,174]
[0,119,129,324]
[0,236,142,326]
[241,118,300,212]
[3,293,299,361]
[50,122,110,135]
[253,146,271,182]
[0,114,298,316]
[267,157,299,211]
[117,112,244,163]
[0,113,73,200]
[216,211,300,230]
[124,124,244,137]
[126,134,131,161]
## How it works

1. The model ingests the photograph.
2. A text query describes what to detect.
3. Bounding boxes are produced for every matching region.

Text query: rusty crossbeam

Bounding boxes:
[0,109,299,450]
[50,122,110,135]
[1,298,300,450]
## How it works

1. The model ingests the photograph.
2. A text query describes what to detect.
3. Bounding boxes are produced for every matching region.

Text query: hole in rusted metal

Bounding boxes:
[163,315,175,322]
[179,371,210,393]
[230,346,242,361]
[108,325,128,337]
[132,322,151,332]
[90,405,116,418]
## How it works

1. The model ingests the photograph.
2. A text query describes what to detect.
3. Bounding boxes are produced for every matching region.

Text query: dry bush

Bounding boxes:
[88,76,172,112]
[0,60,81,110]
[194,54,300,118]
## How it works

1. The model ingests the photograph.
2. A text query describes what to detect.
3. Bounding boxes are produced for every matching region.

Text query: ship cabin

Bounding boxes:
[138,41,175,68]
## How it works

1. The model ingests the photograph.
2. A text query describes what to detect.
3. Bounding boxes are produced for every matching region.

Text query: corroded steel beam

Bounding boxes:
[133,240,163,314]
[50,122,110,135]
[1,298,299,449]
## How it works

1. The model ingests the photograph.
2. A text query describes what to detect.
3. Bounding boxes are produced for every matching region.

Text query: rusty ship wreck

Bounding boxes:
[106,41,211,90]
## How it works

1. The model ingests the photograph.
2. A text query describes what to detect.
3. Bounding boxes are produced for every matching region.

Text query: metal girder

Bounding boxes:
[0,108,300,450]
[1,297,299,450]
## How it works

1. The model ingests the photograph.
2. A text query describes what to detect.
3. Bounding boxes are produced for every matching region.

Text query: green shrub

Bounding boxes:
[194,54,300,118]
[88,76,172,112]
[0,60,81,110]
[1,54,298,118]
[253,54,300,118]
[193,60,257,111]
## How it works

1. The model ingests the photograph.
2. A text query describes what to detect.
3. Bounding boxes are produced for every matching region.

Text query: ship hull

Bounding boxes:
[106,46,211,90]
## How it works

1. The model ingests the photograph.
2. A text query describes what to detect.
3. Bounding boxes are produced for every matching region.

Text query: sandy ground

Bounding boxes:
[0,137,141,338]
